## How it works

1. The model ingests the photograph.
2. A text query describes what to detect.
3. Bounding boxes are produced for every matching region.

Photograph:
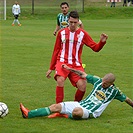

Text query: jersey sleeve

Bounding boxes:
[57,14,60,26]
[12,5,14,14]
[114,88,127,102]
[19,5,21,14]
[49,31,61,70]
[82,31,106,52]
[86,74,100,85]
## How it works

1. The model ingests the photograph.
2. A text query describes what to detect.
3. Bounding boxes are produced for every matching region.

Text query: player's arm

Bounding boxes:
[46,32,61,79]
[12,6,14,14]
[53,15,61,36]
[100,33,108,43]
[19,5,21,14]
[53,25,60,36]
[62,64,87,78]
[46,69,52,79]
[84,32,108,52]
[125,97,133,107]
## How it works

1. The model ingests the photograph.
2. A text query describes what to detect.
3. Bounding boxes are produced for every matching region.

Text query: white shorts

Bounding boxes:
[60,101,90,119]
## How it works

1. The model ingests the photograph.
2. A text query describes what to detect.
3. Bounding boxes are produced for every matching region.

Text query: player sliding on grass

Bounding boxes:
[20,64,133,120]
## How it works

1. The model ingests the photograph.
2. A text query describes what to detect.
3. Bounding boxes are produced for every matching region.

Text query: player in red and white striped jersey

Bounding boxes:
[46,11,108,114]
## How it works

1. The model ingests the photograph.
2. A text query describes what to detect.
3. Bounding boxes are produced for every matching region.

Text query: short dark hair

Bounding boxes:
[60,2,69,7]
[68,11,79,19]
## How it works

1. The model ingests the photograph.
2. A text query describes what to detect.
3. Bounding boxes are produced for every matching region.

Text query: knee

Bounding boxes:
[77,79,86,91]
[56,76,65,86]
[72,107,83,120]
[49,103,61,112]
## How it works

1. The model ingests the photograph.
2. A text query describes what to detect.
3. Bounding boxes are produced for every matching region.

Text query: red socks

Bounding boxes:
[75,89,85,102]
[56,86,64,103]
[56,87,85,103]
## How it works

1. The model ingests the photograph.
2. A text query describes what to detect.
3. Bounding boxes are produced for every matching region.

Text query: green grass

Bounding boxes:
[5,7,133,20]
[0,7,133,133]
[4,0,133,20]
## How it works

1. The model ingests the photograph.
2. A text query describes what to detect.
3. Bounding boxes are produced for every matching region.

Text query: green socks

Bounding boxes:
[28,107,51,118]
[68,114,73,119]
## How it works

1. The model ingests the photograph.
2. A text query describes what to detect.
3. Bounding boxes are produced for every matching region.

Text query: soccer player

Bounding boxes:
[12,1,21,26]
[53,2,83,36]
[45,10,108,118]
[20,64,133,120]
[46,10,108,112]
[46,10,108,103]
[110,2,116,7]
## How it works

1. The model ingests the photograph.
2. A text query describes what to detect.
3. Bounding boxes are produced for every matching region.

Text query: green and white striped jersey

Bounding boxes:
[57,13,69,29]
[79,74,126,118]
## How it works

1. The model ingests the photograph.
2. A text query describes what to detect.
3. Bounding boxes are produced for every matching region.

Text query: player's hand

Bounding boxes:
[53,31,57,36]
[46,69,52,79]
[100,33,108,42]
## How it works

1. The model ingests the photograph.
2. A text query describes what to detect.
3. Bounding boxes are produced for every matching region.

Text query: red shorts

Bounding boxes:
[54,61,86,87]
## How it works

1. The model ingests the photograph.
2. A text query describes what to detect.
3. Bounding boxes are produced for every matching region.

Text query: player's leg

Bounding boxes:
[70,107,83,119]
[20,103,62,118]
[54,62,70,103]
[60,101,89,120]
[111,2,113,7]
[15,15,21,26]
[75,79,86,101]
[48,62,70,118]
[56,76,65,103]
[48,74,65,118]
[12,15,16,26]
[70,107,89,120]
[123,0,127,6]
[113,2,116,7]
[60,101,81,119]
[69,66,86,101]
[28,104,63,118]
[127,0,131,6]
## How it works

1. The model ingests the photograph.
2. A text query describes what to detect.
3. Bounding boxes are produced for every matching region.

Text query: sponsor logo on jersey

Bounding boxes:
[95,90,106,100]
[61,21,68,27]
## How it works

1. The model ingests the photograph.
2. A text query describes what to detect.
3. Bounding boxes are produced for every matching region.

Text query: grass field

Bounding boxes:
[0,5,133,133]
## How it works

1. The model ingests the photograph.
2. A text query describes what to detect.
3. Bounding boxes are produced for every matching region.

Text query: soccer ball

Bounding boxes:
[0,102,9,118]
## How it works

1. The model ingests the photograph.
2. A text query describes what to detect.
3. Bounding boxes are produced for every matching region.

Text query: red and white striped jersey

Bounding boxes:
[50,27,106,70]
